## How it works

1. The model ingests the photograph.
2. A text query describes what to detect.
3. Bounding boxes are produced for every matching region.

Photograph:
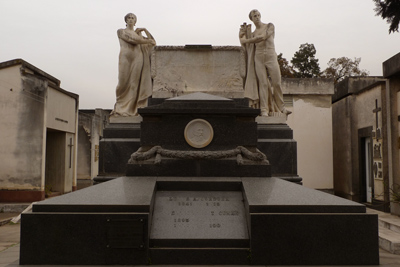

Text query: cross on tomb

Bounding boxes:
[373,99,382,140]
[68,138,73,168]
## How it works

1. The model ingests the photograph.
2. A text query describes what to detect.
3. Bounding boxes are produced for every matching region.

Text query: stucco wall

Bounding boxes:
[354,86,383,201]
[45,131,74,194]
[46,87,77,133]
[353,88,381,130]
[0,65,45,190]
[77,109,109,184]
[77,125,91,180]
[332,83,385,201]
[287,95,333,189]
[332,97,354,199]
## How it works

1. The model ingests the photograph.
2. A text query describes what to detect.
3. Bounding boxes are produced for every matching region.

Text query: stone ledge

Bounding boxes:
[256,116,286,124]
[379,226,400,254]
[383,52,400,78]
[109,115,142,123]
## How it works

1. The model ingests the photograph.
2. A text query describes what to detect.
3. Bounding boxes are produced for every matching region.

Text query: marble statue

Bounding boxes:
[110,13,156,117]
[239,9,290,117]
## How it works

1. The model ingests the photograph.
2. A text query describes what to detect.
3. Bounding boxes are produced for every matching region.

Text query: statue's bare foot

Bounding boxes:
[282,108,292,115]
[261,110,269,117]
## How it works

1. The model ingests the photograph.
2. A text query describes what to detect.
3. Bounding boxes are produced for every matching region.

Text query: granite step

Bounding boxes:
[0,203,30,213]
[379,214,400,234]
[366,208,400,254]
[0,213,20,226]
[379,225,400,254]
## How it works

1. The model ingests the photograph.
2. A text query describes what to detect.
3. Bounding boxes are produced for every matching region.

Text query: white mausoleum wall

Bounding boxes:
[46,87,77,133]
[286,95,333,189]
[284,79,334,189]
[0,65,45,190]
[353,85,384,199]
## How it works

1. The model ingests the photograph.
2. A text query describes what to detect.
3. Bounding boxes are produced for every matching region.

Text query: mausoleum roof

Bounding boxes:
[0,58,78,100]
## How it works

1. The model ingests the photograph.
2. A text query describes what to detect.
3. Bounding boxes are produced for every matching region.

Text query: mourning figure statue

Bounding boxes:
[239,9,290,117]
[110,13,156,117]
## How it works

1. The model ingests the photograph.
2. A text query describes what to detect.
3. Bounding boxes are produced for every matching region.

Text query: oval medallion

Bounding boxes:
[184,119,214,148]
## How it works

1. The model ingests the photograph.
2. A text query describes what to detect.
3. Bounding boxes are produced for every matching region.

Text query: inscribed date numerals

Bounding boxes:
[178,201,192,206]
[168,196,229,202]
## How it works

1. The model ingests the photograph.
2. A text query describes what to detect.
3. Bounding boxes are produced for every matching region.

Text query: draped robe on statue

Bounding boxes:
[111,28,154,116]
[241,23,283,114]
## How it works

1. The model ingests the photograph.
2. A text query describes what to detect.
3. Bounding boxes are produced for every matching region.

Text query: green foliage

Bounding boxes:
[322,57,369,84]
[390,184,400,202]
[45,185,52,198]
[277,53,295,78]
[278,44,368,83]
[373,0,400,34]
[290,43,321,78]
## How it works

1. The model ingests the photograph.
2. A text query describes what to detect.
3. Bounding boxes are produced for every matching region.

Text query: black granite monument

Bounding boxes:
[20,93,379,265]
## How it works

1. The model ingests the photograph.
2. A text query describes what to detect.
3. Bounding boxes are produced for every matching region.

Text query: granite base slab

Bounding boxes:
[19,177,379,265]
[250,213,379,265]
[149,248,251,265]
[20,212,149,265]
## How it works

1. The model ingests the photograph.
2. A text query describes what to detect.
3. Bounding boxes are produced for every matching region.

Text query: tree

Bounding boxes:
[373,0,400,34]
[277,53,295,78]
[322,57,369,84]
[291,43,321,78]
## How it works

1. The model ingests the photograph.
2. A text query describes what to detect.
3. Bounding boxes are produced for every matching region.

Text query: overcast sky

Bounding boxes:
[1,0,399,109]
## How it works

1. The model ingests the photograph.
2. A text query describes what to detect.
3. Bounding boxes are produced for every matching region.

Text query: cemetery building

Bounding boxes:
[77,109,110,189]
[0,59,79,202]
[332,52,400,214]
[384,52,400,214]
[332,76,388,208]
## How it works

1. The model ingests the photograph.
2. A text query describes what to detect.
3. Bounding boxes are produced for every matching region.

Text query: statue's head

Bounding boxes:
[124,13,137,23]
[249,9,260,21]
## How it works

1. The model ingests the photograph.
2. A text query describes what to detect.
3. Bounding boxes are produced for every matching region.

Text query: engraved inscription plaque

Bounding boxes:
[184,119,214,148]
[106,219,145,249]
[150,191,248,240]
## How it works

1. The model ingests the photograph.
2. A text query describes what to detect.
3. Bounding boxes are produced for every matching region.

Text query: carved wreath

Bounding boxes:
[128,146,269,165]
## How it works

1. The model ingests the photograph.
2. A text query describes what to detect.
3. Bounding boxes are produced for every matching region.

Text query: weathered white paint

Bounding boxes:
[332,79,386,201]
[0,59,78,198]
[0,65,45,190]
[152,46,245,99]
[46,87,77,133]
[0,66,22,188]
[286,95,333,189]
[77,109,109,189]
